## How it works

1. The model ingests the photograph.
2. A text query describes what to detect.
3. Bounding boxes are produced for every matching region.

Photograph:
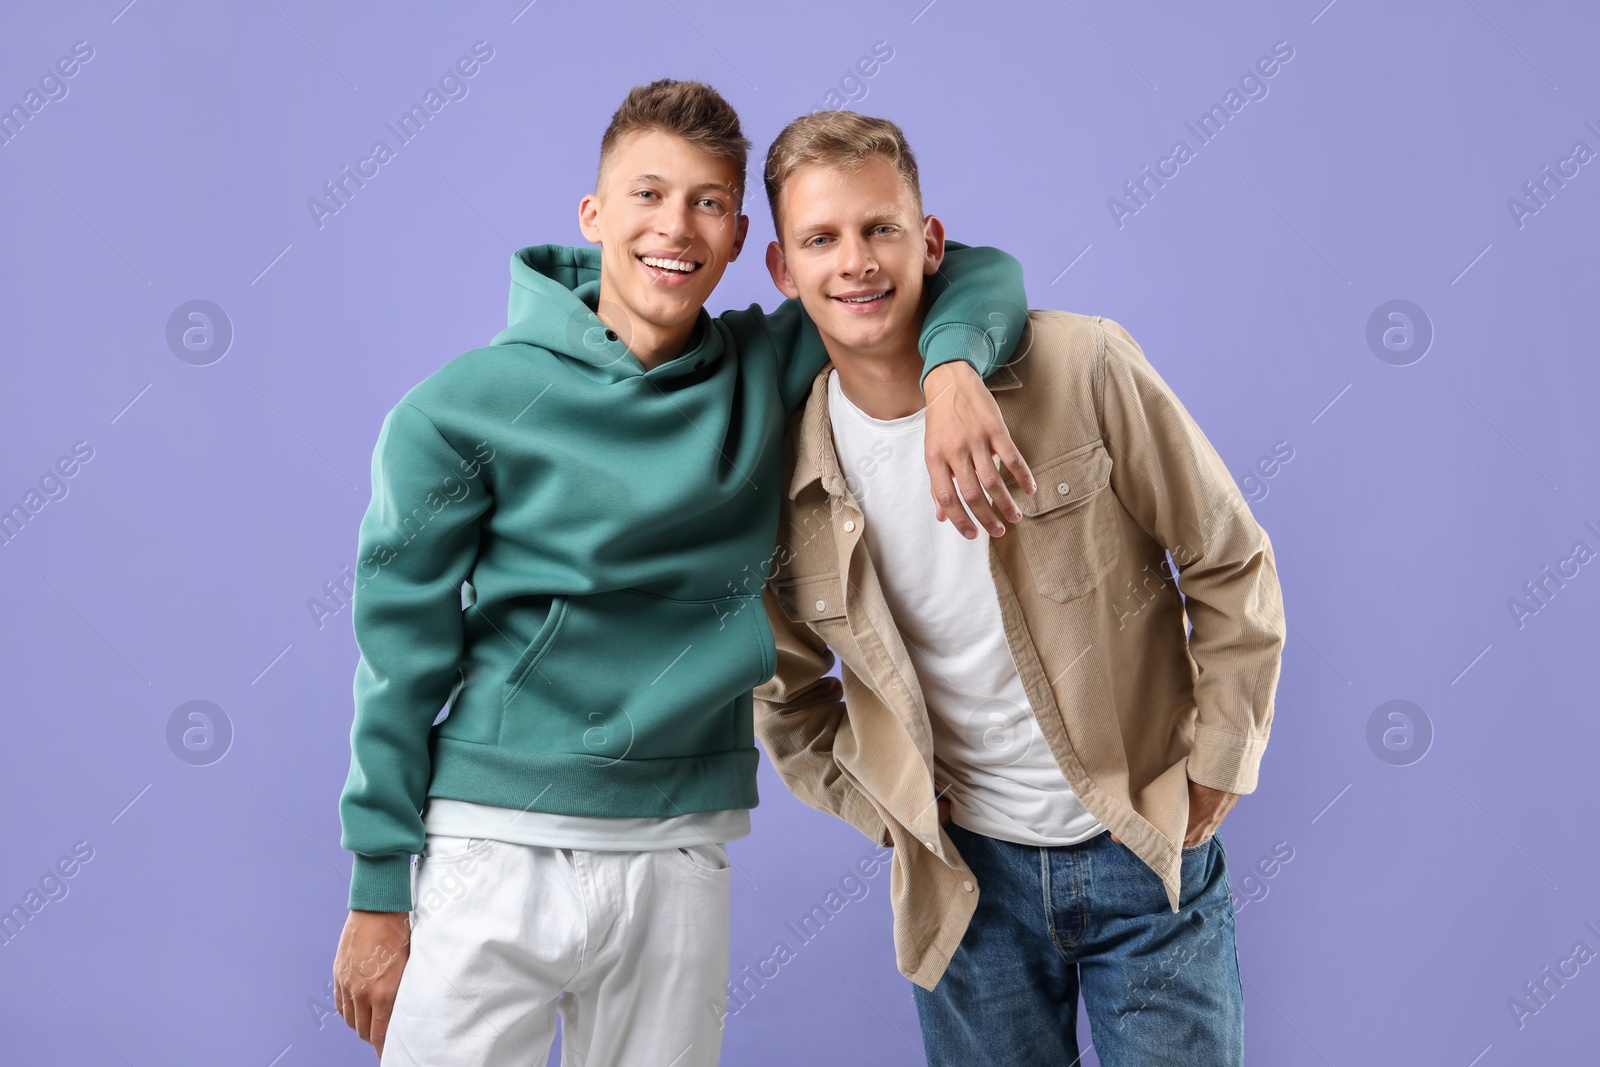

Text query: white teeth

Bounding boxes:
[838,292,887,303]
[641,256,698,273]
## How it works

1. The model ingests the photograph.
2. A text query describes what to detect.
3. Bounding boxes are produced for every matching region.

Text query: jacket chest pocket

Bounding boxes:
[774,574,846,626]
[1015,440,1120,602]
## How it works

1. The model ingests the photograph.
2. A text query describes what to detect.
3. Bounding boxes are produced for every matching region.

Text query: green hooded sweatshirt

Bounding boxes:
[339,242,1025,911]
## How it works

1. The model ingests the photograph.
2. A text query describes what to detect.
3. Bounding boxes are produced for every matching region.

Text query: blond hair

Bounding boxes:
[762,111,923,236]
[598,79,752,207]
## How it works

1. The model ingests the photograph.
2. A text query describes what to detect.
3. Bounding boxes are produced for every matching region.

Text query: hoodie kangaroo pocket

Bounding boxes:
[498,589,772,760]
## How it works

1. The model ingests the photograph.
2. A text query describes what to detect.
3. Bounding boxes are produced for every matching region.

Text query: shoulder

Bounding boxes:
[385,344,544,452]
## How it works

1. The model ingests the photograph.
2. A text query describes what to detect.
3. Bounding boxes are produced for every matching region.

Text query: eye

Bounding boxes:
[805,235,830,248]
[698,197,727,213]
[634,189,659,201]
[872,224,896,236]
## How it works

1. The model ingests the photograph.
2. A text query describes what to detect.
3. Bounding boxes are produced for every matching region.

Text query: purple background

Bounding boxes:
[3,1,1597,1063]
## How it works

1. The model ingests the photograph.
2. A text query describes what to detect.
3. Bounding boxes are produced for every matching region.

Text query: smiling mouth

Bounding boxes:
[833,289,892,309]
[639,254,702,275]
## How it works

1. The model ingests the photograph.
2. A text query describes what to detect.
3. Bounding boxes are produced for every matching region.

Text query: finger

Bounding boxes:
[1109,834,1121,844]
[354,995,372,1044]
[929,465,978,539]
[974,455,1022,526]
[951,461,1005,538]
[993,434,1035,498]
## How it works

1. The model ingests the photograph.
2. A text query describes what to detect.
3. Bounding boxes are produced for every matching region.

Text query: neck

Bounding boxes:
[823,319,927,421]
[593,281,697,371]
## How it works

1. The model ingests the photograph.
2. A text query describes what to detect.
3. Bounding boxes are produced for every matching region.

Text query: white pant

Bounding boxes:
[381,835,732,1067]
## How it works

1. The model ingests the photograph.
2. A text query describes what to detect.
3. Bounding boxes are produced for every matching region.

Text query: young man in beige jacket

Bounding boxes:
[753,111,1287,1066]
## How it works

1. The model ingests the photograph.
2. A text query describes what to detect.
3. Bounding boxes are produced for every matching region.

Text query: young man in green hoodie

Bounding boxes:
[330,80,1034,1065]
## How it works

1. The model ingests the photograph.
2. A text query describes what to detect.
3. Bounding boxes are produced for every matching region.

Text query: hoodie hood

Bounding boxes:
[490,244,719,385]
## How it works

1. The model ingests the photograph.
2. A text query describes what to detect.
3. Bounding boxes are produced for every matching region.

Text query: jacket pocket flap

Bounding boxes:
[1017,440,1112,517]
[774,574,846,622]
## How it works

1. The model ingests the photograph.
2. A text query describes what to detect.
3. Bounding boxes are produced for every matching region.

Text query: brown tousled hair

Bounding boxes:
[598,79,751,208]
[763,111,923,237]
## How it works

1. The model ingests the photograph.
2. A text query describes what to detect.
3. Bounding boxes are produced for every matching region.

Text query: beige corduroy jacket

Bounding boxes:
[753,310,1287,991]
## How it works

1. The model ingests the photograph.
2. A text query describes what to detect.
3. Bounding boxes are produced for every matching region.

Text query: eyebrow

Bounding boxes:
[790,211,902,238]
[629,174,736,194]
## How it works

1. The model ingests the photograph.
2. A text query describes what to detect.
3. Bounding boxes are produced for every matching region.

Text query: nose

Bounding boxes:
[657,195,695,244]
[837,232,876,279]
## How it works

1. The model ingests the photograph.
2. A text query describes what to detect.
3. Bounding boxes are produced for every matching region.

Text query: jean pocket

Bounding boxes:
[667,841,731,876]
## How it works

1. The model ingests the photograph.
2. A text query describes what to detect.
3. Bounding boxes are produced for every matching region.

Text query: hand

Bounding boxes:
[1182,780,1239,846]
[334,909,411,1057]
[921,361,1034,539]
[1108,780,1240,847]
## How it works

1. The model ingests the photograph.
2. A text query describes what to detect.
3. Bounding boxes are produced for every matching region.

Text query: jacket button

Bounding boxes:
[843,519,856,532]
[1057,481,1071,496]
[814,599,827,612]
[925,841,936,851]
[962,880,974,892]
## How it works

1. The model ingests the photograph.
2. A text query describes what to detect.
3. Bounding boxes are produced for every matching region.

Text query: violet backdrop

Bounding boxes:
[2,1,1596,1063]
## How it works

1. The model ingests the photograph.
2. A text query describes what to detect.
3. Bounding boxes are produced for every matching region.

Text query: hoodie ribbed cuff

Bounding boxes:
[348,853,414,913]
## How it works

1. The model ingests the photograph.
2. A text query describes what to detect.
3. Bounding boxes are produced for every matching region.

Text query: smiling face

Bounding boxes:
[578,129,749,363]
[765,156,944,360]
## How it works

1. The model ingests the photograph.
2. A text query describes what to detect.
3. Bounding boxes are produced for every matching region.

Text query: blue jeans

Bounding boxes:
[912,824,1243,1067]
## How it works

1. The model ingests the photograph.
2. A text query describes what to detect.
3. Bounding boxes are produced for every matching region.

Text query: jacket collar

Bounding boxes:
[786,356,1024,501]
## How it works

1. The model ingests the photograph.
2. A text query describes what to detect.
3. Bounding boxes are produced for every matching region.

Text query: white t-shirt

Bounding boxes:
[827,369,1105,847]
[422,797,749,851]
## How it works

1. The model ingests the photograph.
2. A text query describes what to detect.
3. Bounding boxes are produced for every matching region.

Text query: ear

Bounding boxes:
[765,240,801,299]
[578,192,602,244]
[728,212,751,263]
[922,214,947,276]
